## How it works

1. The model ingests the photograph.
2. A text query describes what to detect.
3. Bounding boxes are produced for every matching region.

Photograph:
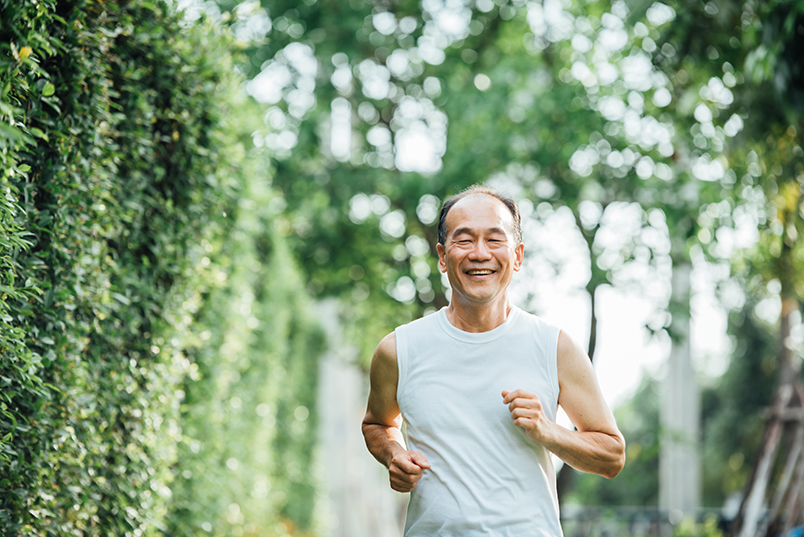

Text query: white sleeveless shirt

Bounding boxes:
[395,306,563,537]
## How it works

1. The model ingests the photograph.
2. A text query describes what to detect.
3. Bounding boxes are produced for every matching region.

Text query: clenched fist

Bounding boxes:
[388,450,430,493]
[502,389,553,445]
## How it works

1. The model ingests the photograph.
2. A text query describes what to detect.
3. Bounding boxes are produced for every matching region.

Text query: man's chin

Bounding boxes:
[455,290,503,304]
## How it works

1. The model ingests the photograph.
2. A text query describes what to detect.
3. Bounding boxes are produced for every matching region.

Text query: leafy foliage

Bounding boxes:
[209,0,690,368]
[0,1,323,535]
[699,299,777,506]
[164,163,325,536]
[642,0,804,510]
[211,0,803,510]
[2,0,801,531]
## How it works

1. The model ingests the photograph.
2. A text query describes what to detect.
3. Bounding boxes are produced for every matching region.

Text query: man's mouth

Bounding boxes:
[466,269,495,275]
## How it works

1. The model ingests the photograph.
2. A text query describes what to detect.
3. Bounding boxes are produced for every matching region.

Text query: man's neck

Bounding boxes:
[445,295,512,333]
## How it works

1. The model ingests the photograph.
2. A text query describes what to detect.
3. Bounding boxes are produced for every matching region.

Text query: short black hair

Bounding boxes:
[437,185,522,246]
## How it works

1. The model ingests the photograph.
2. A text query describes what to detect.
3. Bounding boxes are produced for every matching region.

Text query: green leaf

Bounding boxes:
[111,293,132,305]
[0,101,18,115]
[29,128,48,141]
[42,83,55,97]
[0,122,24,142]
[17,164,31,172]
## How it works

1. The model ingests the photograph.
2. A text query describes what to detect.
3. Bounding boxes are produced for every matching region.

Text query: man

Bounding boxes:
[362,185,625,537]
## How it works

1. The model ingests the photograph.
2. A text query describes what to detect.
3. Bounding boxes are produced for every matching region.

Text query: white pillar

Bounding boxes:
[315,299,407,537]
[660,263,701,517]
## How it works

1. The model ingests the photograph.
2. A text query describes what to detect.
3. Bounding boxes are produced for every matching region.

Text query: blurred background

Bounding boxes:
[1,0,803,536]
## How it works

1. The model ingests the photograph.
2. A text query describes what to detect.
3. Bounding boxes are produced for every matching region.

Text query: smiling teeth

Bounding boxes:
[467,270,493,275]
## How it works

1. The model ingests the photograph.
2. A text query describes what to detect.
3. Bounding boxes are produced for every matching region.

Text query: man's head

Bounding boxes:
[437,185,522,247]
[435,186,524,307]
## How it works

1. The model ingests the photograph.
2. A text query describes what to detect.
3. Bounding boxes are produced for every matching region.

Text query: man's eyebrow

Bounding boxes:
[450,226,507,237]
[450,227,473,237]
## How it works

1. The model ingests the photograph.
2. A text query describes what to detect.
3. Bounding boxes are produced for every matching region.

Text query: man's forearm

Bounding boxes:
[541,425,625,478]
[362,422,407,468]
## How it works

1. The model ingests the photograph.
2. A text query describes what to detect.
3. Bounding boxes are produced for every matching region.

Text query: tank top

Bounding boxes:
[395,305,563,537]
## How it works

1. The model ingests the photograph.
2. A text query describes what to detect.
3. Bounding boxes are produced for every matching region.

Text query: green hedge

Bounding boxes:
[0,1,323,535]
[165,173,325,537]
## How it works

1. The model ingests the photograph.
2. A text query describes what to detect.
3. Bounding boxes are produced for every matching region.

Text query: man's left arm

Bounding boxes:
[502,329,625,478]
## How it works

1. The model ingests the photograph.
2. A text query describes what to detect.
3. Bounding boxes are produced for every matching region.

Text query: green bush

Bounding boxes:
[0,1,323,535]
[163,148,325,537]
[674,516,724,537]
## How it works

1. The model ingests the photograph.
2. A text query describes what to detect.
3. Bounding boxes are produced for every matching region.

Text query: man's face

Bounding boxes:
[436,194,524,306]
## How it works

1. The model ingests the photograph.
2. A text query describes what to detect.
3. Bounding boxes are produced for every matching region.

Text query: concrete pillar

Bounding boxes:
[660,263,701,519]
[315,299,407,537]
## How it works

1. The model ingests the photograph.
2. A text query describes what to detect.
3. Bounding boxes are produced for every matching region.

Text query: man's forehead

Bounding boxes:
[447,194,514,227]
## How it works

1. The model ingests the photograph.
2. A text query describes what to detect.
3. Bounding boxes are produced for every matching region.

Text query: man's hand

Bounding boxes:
[388,450,431,492]
[502,389,552,444]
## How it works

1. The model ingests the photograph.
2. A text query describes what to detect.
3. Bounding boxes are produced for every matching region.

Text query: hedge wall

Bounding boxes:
[164,173,325,537]
[0,1,323,535]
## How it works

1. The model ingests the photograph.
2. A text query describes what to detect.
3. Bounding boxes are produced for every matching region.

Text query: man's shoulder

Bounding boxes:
[375,331,397,358]
[509,307,563,351]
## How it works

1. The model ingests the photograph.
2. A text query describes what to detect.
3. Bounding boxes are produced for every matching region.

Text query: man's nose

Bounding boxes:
[468,240,491,260]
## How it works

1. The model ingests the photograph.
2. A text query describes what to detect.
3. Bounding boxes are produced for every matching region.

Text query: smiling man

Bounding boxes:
[361,185,625,537]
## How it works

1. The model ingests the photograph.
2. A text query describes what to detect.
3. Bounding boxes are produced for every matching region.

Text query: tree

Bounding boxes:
[637,0,804,529]
[204,0,802,514]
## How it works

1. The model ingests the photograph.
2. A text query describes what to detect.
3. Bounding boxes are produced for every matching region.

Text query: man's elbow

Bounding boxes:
[361,418,377,441]
[601,457,625,479]
[361,417,391,444]
[602,439,626,479]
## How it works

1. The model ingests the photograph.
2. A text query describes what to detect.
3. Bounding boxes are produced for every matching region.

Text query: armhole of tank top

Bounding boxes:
[549,325,561,407]
[394,326,408,406]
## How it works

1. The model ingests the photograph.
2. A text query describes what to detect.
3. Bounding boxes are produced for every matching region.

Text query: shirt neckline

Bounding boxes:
[436,305,521,343]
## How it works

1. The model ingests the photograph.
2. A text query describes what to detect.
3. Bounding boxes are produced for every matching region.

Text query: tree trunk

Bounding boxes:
[730,385,792,537]
[778,295,800,390]
[587,283,598,363]
[731,234,804,537]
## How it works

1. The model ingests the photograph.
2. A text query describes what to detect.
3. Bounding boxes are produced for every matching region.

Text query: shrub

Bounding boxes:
[0,1,323,535]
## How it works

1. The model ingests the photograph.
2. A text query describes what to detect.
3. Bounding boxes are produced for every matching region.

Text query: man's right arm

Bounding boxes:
[362,332,430,493]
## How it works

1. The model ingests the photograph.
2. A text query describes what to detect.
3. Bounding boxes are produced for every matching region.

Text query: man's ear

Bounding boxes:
[513,243,524,272]
[436,243,447,273]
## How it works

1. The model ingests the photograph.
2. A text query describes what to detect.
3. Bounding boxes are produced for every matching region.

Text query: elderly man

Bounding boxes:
[362,185,625,536]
